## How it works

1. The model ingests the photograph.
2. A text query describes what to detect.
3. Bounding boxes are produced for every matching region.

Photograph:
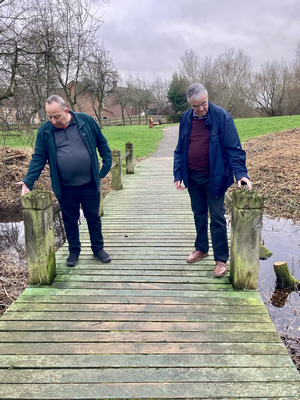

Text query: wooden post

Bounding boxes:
[125,142,134,174]
[230,190,263,290]
[111,149,123,190]
[21,190,56,285]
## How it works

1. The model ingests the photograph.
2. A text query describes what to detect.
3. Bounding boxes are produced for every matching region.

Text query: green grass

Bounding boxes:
[1,115,300,152]
[102,124,168,158]
[234,115,300,142]
[0,131,36,148]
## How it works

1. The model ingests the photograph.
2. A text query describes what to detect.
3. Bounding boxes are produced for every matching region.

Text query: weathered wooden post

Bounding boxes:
[21,190,56,285]
[111,149,123,190]
[230,190,264,290]
[125,142,134,174]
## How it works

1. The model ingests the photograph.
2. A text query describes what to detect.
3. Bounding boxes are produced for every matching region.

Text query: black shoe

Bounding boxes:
[93,249,111,263]
[66,252,79,266]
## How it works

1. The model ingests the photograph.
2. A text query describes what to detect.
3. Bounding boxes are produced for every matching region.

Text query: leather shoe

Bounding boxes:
[186,250,208,263]
[214,261,227,277]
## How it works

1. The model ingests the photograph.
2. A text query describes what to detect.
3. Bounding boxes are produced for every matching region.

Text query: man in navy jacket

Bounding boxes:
[18,95,112,267]
[173,83,251,277]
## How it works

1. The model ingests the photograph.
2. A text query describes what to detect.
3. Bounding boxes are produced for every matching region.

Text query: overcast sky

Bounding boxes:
[97,0,300,80]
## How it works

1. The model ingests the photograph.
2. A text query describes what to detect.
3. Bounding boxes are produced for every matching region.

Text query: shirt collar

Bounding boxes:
[51,114,75,131]
[192,109,207,120]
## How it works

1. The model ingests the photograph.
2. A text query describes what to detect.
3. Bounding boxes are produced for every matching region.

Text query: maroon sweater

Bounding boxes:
[188,117,210,174]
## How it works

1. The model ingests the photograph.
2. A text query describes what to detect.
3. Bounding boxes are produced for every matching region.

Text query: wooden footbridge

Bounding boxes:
[0,127,299,399]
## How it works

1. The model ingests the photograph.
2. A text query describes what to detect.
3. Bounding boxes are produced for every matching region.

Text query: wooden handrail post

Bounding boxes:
[21,190,56,285]
[111,149,123,190]
[230,190,264,290]
[125,142,134,174]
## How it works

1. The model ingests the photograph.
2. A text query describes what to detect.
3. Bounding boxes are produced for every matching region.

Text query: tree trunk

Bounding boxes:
[273,261,299,290]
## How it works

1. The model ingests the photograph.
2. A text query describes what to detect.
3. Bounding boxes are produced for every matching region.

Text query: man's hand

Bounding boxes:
[237,177,252,190]
[16,181,31,196]
[174,181,185,190]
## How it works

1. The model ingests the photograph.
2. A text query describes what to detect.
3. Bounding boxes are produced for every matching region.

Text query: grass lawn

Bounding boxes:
[234,114,300,142]
[1,115,300,153]
[102,124,176,158]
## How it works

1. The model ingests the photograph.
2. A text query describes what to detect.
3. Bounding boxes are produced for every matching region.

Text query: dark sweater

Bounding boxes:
[188,116,210,174]
[53,115,92,186]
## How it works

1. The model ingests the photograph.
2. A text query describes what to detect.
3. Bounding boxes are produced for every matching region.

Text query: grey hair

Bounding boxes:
[46,95,68,110]
[186,83,208,101]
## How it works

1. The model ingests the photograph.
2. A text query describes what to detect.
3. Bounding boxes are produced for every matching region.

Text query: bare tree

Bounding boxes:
[179,48,200,84]
[150,75,170,115]
[130,75,154,124]
[250,60,293,117]
[0,0,108,110]
[84,43,118,128]
[112,76,133,126]
[212,48,253,117]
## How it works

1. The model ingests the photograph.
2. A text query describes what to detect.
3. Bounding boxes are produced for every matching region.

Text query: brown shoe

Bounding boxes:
[187,250,209,263]
[214,261,227,277]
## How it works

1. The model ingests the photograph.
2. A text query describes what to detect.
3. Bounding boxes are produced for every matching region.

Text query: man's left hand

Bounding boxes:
[237,177,252,190]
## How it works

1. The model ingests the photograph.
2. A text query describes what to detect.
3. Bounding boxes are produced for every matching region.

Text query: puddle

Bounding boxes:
[258,216,300,337]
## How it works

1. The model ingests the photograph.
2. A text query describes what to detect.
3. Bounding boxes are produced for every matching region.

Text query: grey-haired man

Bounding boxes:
[174,83,251,277]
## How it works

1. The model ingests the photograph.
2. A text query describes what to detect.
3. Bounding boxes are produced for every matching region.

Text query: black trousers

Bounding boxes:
[187,170,229,263]
[58,181,103,255]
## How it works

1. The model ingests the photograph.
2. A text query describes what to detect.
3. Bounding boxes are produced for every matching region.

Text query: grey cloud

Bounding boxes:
[98,0,300,78]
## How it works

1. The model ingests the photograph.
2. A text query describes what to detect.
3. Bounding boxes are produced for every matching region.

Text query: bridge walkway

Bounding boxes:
[0,126,299,399]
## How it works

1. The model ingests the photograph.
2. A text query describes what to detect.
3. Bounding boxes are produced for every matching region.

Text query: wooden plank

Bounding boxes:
[0,321,276,332]
[0,342,289,355]
[1,311,271,323]
[8,302,269,314]
[1,367,299,384]
[13,295,266,306]
[0,331,281,343]
[50,282,233,290]
[53,275,231,284]
[0,382,299,399]
[0,354,294,368]
[16,287,263,299]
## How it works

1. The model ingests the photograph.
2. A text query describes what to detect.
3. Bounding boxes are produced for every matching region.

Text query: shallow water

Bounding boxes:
[258,216,300,337]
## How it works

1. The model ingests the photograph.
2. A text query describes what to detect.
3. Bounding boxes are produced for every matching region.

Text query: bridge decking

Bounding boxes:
[0,127,299,399]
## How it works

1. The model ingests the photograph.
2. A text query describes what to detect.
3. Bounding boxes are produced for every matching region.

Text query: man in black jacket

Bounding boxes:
[18,95,112,267]
[174,83,251,277]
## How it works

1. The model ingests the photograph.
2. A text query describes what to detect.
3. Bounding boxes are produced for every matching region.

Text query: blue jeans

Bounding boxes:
[58,181,103,255]
[187,170,228,263]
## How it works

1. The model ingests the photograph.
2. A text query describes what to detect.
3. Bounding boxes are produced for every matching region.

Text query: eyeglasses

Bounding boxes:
[191,101,208,110]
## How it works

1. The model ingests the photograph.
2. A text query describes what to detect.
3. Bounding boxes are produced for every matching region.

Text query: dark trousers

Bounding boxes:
[58,181,103,255]
[187,170,228,263]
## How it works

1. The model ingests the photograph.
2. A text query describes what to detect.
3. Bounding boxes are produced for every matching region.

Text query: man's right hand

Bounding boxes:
[174,181,185,190]
[16,181,31,196]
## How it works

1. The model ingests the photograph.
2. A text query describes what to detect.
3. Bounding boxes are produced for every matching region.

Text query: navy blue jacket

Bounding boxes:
[23,111,112,200]
[173,102,249,198]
